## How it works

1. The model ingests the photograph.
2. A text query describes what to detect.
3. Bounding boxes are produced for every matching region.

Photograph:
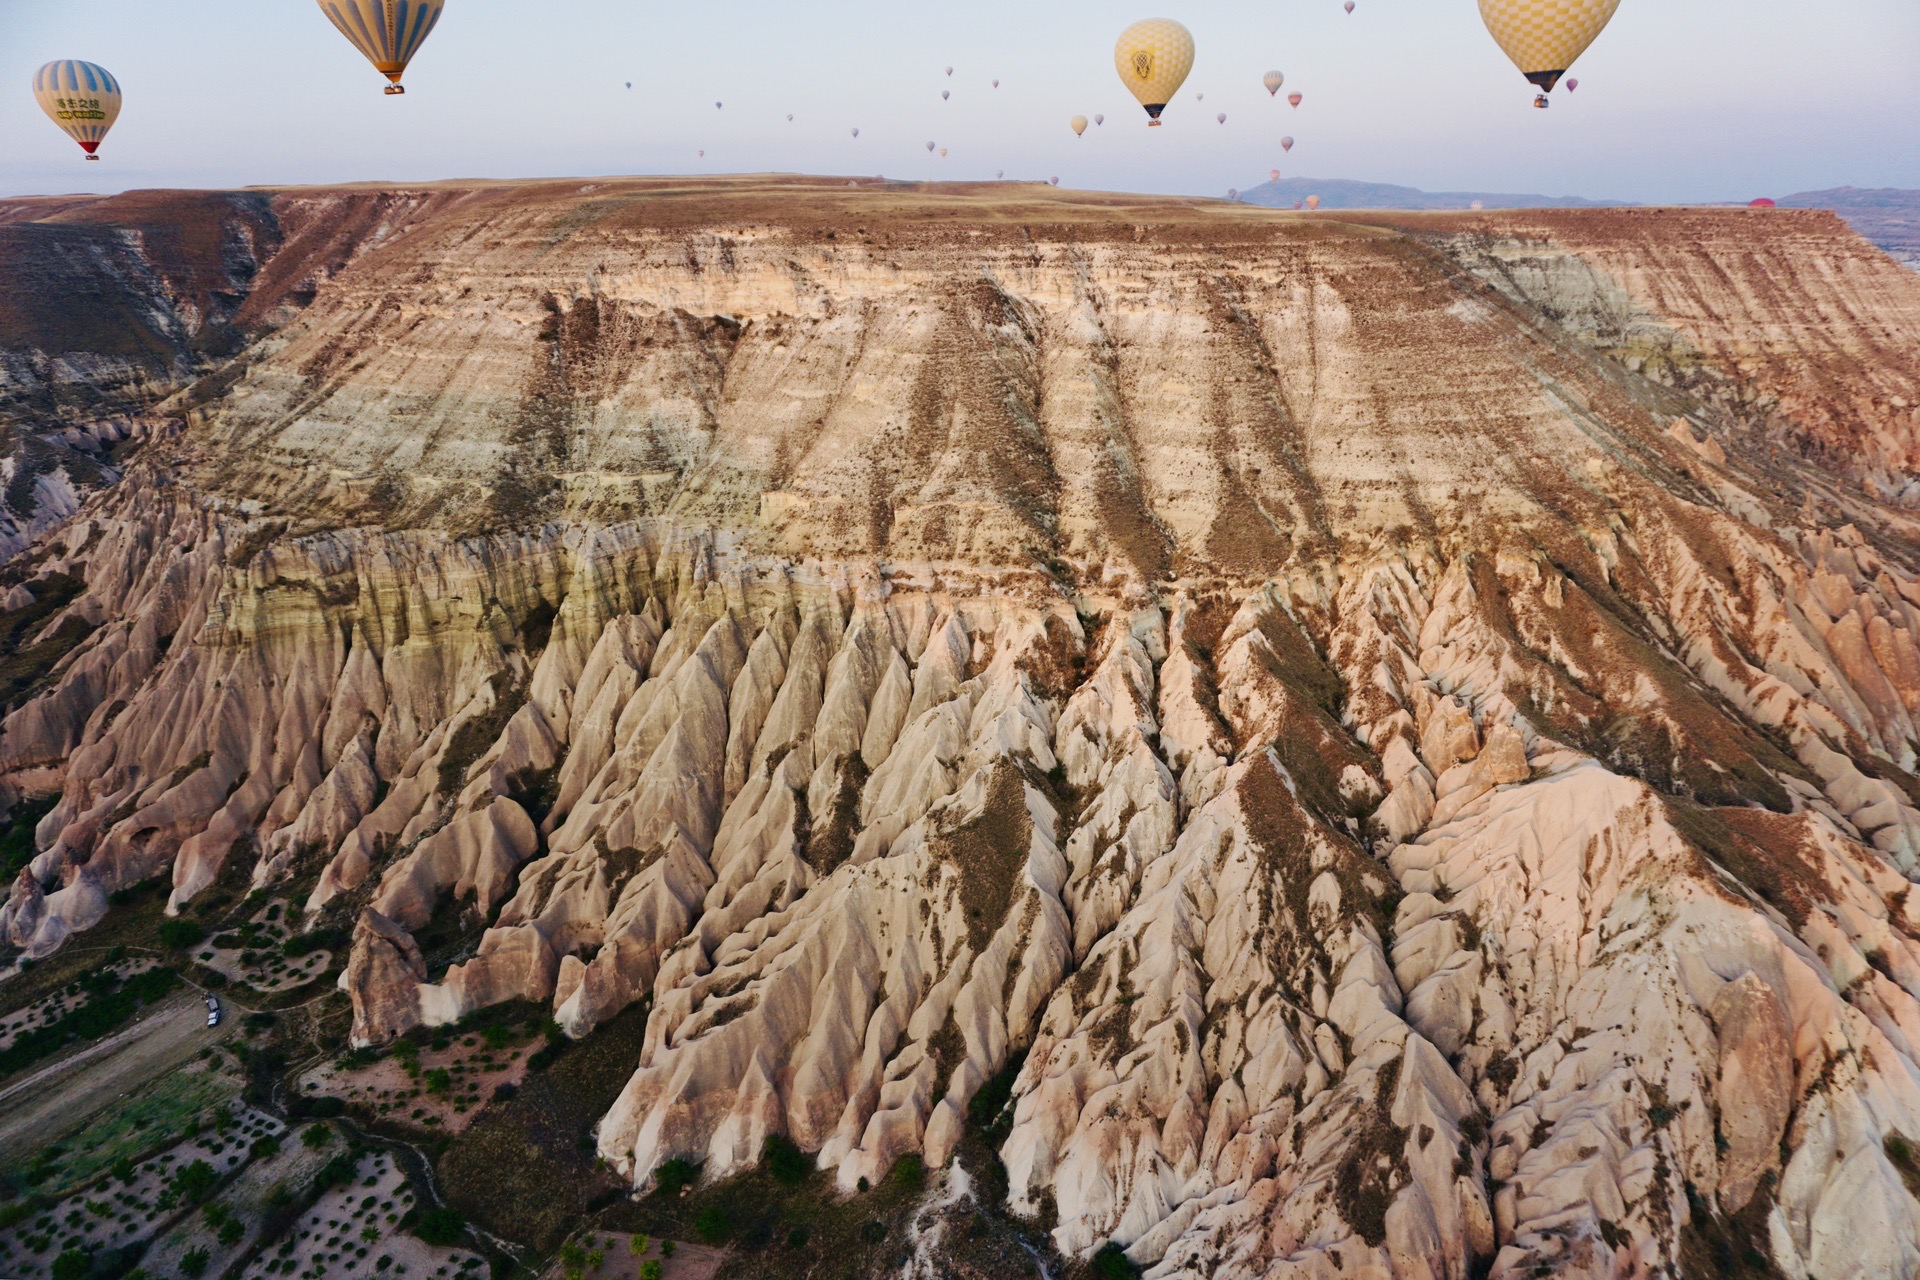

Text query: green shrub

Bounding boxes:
[180,1248,211,1279]
[658,1241,675,1258]
[414,1207,464,1247]
[1092,1242,1138,1280]
[626,1235,649,1257]
[481,1025,514,1050]
[423,1068,453,1096]
[638,1264,661,1280]
[762,1133,808,1186]
[51,1249,91,1280]
[653,1159,695,1196]
[890,1152,925,1191]
[693,1207,728,1244]
[219,1217,244,1245]
[159,918,206,950]
[302,1125,331,1148]
[174,1160,217,1204]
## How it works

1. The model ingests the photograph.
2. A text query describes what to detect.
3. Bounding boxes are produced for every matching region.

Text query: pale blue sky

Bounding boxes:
[3,1,1917,202]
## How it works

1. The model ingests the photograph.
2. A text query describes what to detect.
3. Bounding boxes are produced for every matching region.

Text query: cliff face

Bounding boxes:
[7,176,1920,1279]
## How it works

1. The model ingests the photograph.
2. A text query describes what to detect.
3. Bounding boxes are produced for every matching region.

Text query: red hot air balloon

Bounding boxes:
[1287,92,1303,108]
[1750,198,1777,208]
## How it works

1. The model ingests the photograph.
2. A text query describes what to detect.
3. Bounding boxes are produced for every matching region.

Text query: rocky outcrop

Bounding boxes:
[4,178,1920,1277]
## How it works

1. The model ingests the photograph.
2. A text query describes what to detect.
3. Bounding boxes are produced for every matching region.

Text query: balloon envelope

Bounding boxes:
[1113,18,1195,123]
[1305,194,1320,209]
[1269,169,1280,181]
[33,60,122,157]
[1281,136,1294,152]
[1263,70,1285,95]
[316,0,445,92]
[1216,112,1226,124]
[1287,92,1302,108]
[1070,115,1088,136]
[942,89,950,100]
[1094,114,1104,125]
[1566,78,1579,91]
[1345,1,1355,12]
[1750,197,1777,208]
[1477,0,1619,94]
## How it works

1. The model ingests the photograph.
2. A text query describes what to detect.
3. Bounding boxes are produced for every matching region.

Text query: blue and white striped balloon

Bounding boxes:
[317,0,446,94]
[33,61,123,159]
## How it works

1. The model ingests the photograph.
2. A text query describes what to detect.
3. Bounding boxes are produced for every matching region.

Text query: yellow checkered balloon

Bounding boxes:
[1478,0,1620,93]
[1114,19,1195,123]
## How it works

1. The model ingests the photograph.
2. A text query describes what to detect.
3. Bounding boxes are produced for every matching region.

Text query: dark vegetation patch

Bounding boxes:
[0,964,178,1077]
[0,573,94,712]
[1665,802,1824,930]
[1,793,60,878]
[800,755,867,876]
[1330,1058,1407,1248]
[437,671,530,797]
[435,1004,649,1252]
[1677,1182,1787,1279]
[1887,1134,1920,1200]
[1237,752,1393,947]
[927,759,1032,953]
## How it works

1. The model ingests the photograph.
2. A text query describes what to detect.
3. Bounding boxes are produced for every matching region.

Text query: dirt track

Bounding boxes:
[0,989,235,1163]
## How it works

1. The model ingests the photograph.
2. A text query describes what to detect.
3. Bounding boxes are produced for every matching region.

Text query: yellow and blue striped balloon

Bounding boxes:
[33,61,123,160]
[317,0,446,94]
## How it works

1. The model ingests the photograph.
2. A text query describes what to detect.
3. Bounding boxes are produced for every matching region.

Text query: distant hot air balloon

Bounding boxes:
[1750,197,1776,208]
[926,140,936,152]
[1470,200,1485,210]
[1270,169,1280,182]
[1114,19,1195,126]
[1305,194,1320,210]
[1287,92,1303,108]
[1228,189,1239,200]
[1292,199,1304,210]
[940,148,948,157]
[787,113,794,121]
[1345,1,1356,12]
[851,127,860,137]
[716,101,723,109]
[697,150,705,157]
[1566,77,1579,92]
[993,78,1000,88]
[942,89,950,100]
[625,81,632,89]
[1263,70,1285,96]
[316,0,446,94]
[1050,177,1060,186]
[996,169,1004,179]
[1070,115,1089,136]
[1216,112,1226,124]
[1094,114,1104,126]
[33,61,122,160]
[1281,135,1294,152]
[1478,0,1619,105]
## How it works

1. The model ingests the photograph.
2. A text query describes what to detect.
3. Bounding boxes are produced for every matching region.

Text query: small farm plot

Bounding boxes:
[299,1023,543,1134]
[191,900,337,994]
[238,1147,485,1280]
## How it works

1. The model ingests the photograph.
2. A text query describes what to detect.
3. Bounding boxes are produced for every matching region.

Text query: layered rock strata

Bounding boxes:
[4,178,1920,1278]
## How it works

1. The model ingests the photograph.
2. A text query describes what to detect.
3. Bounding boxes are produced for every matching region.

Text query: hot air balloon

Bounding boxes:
[1049,177,1060,186]
[787,113,794,121]
[1228,189,1239,200]
[1216,112,1226,124]
[1263,70,1285,96]
[940,148,948,157]
[697,150,705,157]
[1345,1,1355,12]
[1292,199,1304,210]
[1566,78,1579,91]
[716,101,723,109]
[926,140,937,152]
[851,127,860,137]
[945,66,954,76]
[1281,135,1294,152]
[33,61,122,160]
[993,79,1000,88]
[1070,115,1089,136]
[1094,114,1104,126]
[1749,197,1776,208]
[1269,170,1280,182]
[316,0,446,94]
[996,169,1004,179]
[1287,92,1303,108]
[1305,194,1320,210]
[625,81,632,89]
[1478,0,1619,105]
[942,89,951,100]
[1114,19,1195,126]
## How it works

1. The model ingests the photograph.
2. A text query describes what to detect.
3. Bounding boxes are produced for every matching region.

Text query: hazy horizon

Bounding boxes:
[4,0,1917,203]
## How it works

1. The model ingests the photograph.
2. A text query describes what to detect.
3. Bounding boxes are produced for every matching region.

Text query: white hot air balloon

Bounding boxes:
[1263,70,1285,96]
[940,147,948,157]
[1217,112,1226,124]
[33,60,123,160]
[996,169,1004,178]
[1281,135,1294,152]
[1070,115,1088,136]
[1094,114,1104,125]
[1196,92,1204,101]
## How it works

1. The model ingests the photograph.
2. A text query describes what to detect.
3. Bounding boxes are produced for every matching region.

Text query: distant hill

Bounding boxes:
[1775,188,1920,269]
[1236,176,1624,211]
